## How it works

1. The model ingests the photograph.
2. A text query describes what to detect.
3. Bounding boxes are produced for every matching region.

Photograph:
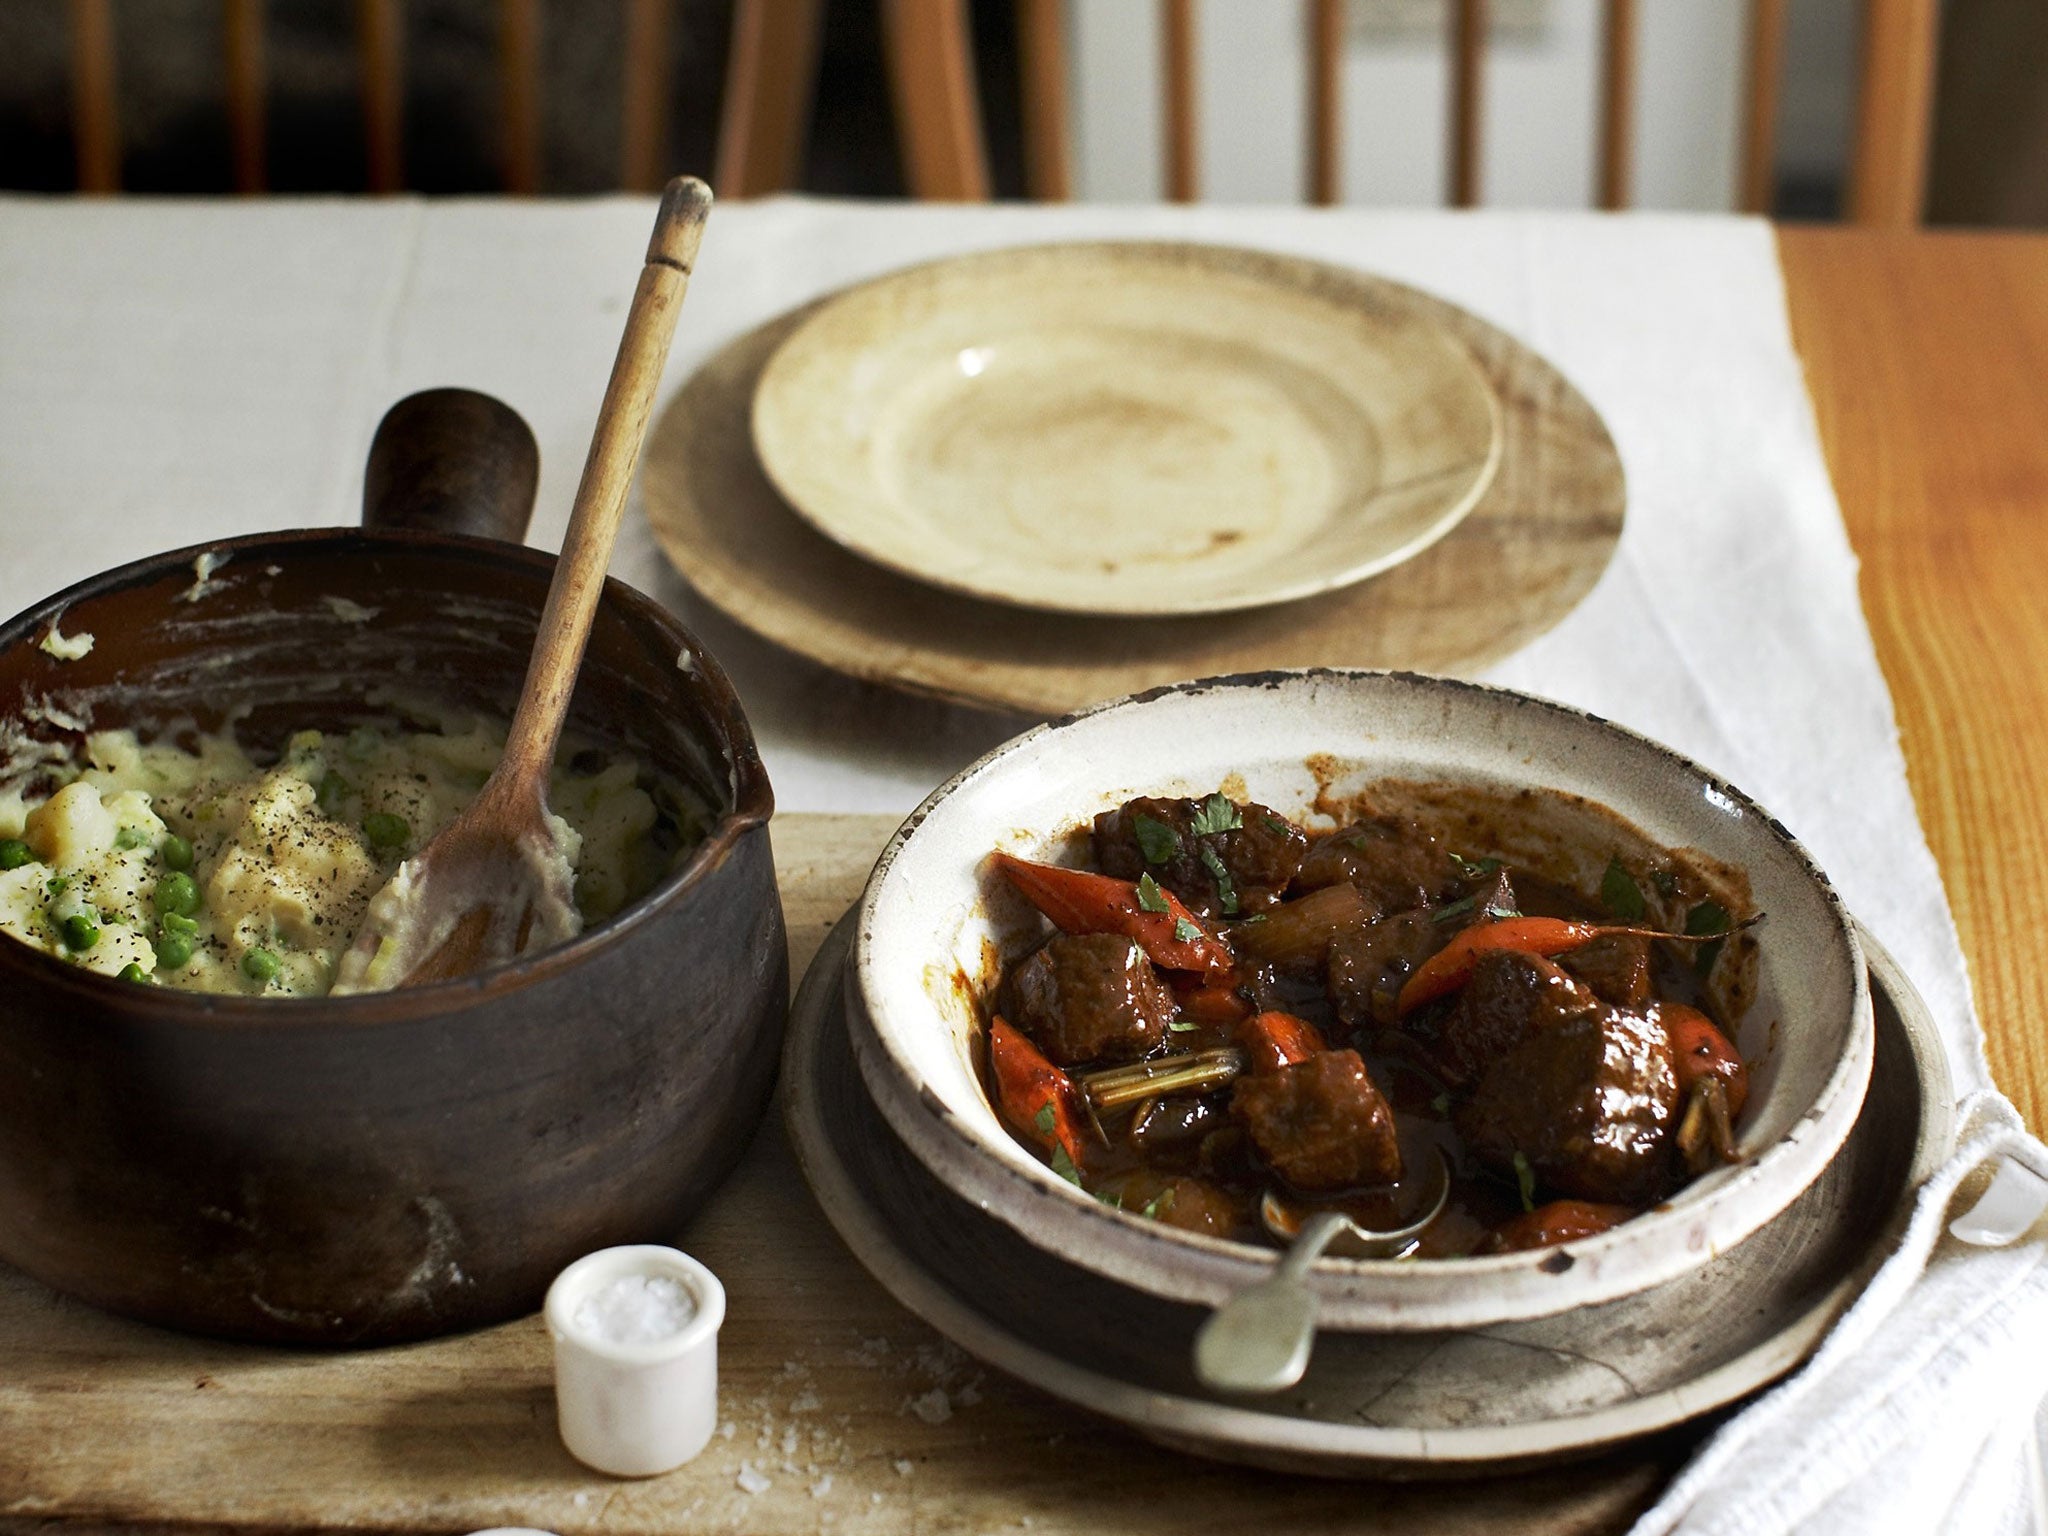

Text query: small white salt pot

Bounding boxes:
[545,1245,725,1477]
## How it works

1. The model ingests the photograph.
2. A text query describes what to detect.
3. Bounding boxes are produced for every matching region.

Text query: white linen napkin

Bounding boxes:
[1634,1094,2048,1536]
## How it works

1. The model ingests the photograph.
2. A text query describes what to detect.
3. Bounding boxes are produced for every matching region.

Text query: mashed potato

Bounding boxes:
[0,712,695,997]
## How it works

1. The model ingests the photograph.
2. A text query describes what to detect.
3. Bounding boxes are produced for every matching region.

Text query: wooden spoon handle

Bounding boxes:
[497,176,711,796]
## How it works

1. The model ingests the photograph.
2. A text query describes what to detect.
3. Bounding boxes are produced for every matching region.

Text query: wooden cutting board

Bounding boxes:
[0,814,1682,1536]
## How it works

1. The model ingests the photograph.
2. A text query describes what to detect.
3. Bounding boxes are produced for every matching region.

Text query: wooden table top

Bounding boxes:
[1780,226,2048,1133]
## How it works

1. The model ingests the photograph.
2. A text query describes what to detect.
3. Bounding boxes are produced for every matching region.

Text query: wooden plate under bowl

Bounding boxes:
[749,244,1503,617]
[644,245,1624,716]
[786,915,1952,1478]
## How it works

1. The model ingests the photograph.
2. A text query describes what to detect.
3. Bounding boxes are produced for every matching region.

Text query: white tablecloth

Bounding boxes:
[0,193,1983,1102]
[6,192,2043,1533]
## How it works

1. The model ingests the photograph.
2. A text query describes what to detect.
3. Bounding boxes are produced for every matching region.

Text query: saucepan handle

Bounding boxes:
[362,388,540,543]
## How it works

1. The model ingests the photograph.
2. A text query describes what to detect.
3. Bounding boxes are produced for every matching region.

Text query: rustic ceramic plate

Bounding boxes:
[790,914,1951,1477]
[749,244,1503,616]
[851,670,1874,1331]
[643,253,1623,716]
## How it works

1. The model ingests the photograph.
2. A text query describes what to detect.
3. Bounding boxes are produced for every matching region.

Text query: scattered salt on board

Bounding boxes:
[572,1272,696,1345]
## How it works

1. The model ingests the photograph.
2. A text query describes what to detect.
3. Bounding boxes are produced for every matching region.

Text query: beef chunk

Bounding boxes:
[1111,1173,1247,1239]
[1294,817,1464,912]
[1230,1049,1402,1192]
[1327,909,1447,1031]
[1129,1095,1227,1168]
[1418,948,1604,1090]
[1093,795,1308,917]
[1563,933,1654,1009]
[1001,932,1176,1067]
[1456,1007,1679,1207]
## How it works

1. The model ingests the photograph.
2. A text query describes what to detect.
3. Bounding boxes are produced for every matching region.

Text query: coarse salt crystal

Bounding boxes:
[810,1475,835,1499]
[893,1459,914,1476]
[736,1462,772,1495]
[907,1389,951,1425]
[572,1272,696,1345]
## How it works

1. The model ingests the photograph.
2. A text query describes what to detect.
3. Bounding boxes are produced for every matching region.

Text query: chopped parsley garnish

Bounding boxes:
[1133,814,1179,866]
[1431,893,1479,925]
[1263,816,1293,836]
[1449,851,1502,879]
[1513,1151,1537,1213]
[1048,1142,1083,1186]
[1431,1092,1452,1116]
[1189,793,1242,836]
[1135,873,1171,914]
[1168,1018,1200,1032]
[1651,868,1679,897]
[1094,1187,1124,1210]
[1686,900,1733,976]
[1173,917,1203,944]
[1141,1188,1176,1221]
[1033,1101,1057,1137]
[1197,845,1239,915]
[1600,857,1647,921]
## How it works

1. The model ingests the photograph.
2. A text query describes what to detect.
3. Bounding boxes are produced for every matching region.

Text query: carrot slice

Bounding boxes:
[988,1017,1089,1173]
[1484,1199,1637,1254]
[1660,1001,1749,1116]
[1393,912,1739,1015]
[1173,973,1253,1024]
[1236,1010,1327,1073]
[990,851,1233,977]
[1395,916,1609,1014]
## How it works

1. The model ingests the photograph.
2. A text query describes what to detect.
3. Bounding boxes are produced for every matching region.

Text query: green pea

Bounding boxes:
[118,962,151,983]
[344,727,381,762]
[160,911,200,939]
[316,770,352,815]
[154,931,194,969]
[0,839,31,870]
[160,834,194,871]
[242,947,280,984]
[154,871,200,918]
[60,913,99,951]
[45,875,67,896]
[114,825,150,851]
[363,812,410,850]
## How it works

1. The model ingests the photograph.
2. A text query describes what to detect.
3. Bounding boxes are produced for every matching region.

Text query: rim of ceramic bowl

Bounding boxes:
[0,527,774,1024]
[851,667,1874,1330]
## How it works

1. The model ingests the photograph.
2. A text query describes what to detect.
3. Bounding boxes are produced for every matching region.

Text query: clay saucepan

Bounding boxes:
[0,389,786,1346]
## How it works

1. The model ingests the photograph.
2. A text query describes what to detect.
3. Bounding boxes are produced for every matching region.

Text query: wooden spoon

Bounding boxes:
[332,177,712,994]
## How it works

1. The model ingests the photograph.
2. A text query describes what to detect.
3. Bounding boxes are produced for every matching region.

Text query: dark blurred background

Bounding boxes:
[0,0,2038,221]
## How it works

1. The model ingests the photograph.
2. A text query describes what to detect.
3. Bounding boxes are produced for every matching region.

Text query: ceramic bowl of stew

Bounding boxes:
[848,669,1871,1331]
[0,392,787,1346]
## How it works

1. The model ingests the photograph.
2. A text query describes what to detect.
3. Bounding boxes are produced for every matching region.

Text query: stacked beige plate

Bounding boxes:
[643,243,1627,715]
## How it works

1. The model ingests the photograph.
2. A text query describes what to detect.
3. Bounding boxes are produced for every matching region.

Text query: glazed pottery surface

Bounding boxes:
[750,244,1502,616]
[853,669,1872,1331]
[0,393,788,1345]
[802,914,1942,1476]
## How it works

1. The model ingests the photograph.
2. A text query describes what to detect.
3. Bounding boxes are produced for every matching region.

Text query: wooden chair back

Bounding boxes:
[57,0,1938,227]
[875,0,1943,226]
[60,0,819,198]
